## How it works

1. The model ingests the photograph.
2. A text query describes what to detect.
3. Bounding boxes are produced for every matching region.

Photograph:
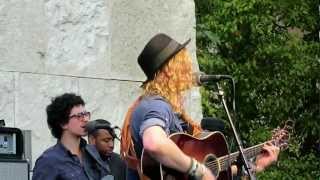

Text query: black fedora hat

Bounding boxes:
[138,33,191,82]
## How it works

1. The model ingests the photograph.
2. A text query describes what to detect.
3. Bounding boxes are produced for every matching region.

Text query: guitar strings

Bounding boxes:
[205,145,263,168]
[202,132,287,170]
[204,144,264,170]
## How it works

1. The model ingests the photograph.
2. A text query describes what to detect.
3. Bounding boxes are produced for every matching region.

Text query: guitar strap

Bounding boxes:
[120,96,150,180]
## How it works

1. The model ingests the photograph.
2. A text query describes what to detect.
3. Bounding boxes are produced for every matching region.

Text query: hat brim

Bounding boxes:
[141,38,191,86]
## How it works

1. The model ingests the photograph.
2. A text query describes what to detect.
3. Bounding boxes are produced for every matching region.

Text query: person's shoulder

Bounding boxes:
[110,152,124,162]
[85,144,98,153]
[143,95,168,103]
[110,152,127,168]
[140,96,171,110]
[39,144,58,157]
[110,152,121,159]
[84,144,102,161]
[34,144,64,165]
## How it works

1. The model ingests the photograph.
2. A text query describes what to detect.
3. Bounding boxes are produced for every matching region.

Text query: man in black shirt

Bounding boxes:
[87,119,127,180]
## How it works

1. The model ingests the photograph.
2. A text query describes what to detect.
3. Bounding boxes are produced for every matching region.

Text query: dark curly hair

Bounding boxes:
[46,93,85,139]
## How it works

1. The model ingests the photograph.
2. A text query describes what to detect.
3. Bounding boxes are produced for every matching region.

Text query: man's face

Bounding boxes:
[91,129,114,156]
[62,105,90,137]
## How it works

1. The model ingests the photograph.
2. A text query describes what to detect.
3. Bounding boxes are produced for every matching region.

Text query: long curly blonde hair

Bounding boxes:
[141,48,201,134]
[143,48,193,113]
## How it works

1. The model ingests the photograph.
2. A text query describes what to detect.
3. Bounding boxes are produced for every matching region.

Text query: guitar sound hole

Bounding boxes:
[204,154,220,177]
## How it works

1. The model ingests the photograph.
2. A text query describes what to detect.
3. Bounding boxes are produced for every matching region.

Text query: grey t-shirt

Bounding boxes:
[127,96,188,180]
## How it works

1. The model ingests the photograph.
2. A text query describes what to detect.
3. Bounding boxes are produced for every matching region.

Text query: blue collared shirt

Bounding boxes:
[32,141,89,180]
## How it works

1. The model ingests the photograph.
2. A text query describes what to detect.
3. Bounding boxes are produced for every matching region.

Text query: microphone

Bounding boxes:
[193,72,232,85]
[201,117,225,133]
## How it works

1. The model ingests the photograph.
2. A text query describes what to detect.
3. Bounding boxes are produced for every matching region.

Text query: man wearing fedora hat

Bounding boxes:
[120,33,215,180]
[120,33,279,180]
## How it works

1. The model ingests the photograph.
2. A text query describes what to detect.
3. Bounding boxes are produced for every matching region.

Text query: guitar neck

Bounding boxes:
[213,142,266,172]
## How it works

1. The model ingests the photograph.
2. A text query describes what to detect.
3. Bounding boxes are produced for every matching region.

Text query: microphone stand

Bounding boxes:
[216,83,256,180]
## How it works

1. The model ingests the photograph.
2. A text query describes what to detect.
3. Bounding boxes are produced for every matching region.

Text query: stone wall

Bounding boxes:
[0,0,202,167]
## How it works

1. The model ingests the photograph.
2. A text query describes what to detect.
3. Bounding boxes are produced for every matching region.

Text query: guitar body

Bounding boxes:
[141,131,232,180]
[140,121,291,180]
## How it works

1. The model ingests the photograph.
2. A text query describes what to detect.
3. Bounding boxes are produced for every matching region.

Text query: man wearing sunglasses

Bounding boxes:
[32,93,112,180]
[87,119,127,180]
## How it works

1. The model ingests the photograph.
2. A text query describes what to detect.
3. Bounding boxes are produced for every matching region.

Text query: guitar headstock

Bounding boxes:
[271,119,294,150]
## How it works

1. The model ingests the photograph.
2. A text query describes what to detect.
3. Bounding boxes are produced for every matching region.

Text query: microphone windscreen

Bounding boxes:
[201,117,225,133]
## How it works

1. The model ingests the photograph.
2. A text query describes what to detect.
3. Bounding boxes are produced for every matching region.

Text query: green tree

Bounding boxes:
[195,0,320,179]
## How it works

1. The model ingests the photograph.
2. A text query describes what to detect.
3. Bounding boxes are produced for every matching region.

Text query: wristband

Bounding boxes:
[187,158,197,175]
[187,158,204,180]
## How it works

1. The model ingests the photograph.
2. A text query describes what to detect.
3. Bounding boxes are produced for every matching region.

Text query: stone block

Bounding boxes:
[43,0,111,78]
[0,72,15,127]
[109,0,197,81]
[0,0,48,73]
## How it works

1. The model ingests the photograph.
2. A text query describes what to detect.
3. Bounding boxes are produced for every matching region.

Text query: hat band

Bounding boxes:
[153,40,180,70]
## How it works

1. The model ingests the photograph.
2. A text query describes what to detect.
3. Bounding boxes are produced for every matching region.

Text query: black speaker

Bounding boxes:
[0,127,24,160]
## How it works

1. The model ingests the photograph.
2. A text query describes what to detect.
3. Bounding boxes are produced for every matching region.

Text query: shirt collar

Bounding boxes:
[56,138,87,157]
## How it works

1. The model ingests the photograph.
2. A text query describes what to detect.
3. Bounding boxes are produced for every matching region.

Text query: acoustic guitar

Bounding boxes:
[141,121,291,180]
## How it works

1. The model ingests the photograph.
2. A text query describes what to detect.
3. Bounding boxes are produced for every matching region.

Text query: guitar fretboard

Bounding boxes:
[205,142,266,172]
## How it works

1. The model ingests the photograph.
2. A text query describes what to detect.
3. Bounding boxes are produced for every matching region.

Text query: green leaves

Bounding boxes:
[196,0,320,179]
